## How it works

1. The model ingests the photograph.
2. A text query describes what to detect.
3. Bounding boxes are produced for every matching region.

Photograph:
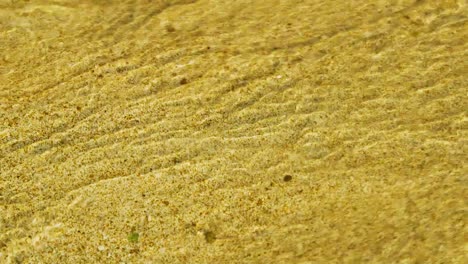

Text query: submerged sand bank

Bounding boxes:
[1,0,467,263]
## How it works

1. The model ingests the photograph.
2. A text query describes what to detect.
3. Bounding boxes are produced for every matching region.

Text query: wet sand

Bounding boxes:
[1,0,467,263]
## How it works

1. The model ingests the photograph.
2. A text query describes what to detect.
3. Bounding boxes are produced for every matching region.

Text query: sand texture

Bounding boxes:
[1,0,467,263]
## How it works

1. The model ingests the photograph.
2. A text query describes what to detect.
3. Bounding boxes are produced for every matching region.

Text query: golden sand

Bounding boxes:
[1,0,467,263]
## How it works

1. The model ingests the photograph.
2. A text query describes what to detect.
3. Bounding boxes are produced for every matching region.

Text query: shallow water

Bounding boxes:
[1,0,467,262]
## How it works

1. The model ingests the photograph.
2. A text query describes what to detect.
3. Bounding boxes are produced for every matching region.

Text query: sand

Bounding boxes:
[0,0,467,263]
